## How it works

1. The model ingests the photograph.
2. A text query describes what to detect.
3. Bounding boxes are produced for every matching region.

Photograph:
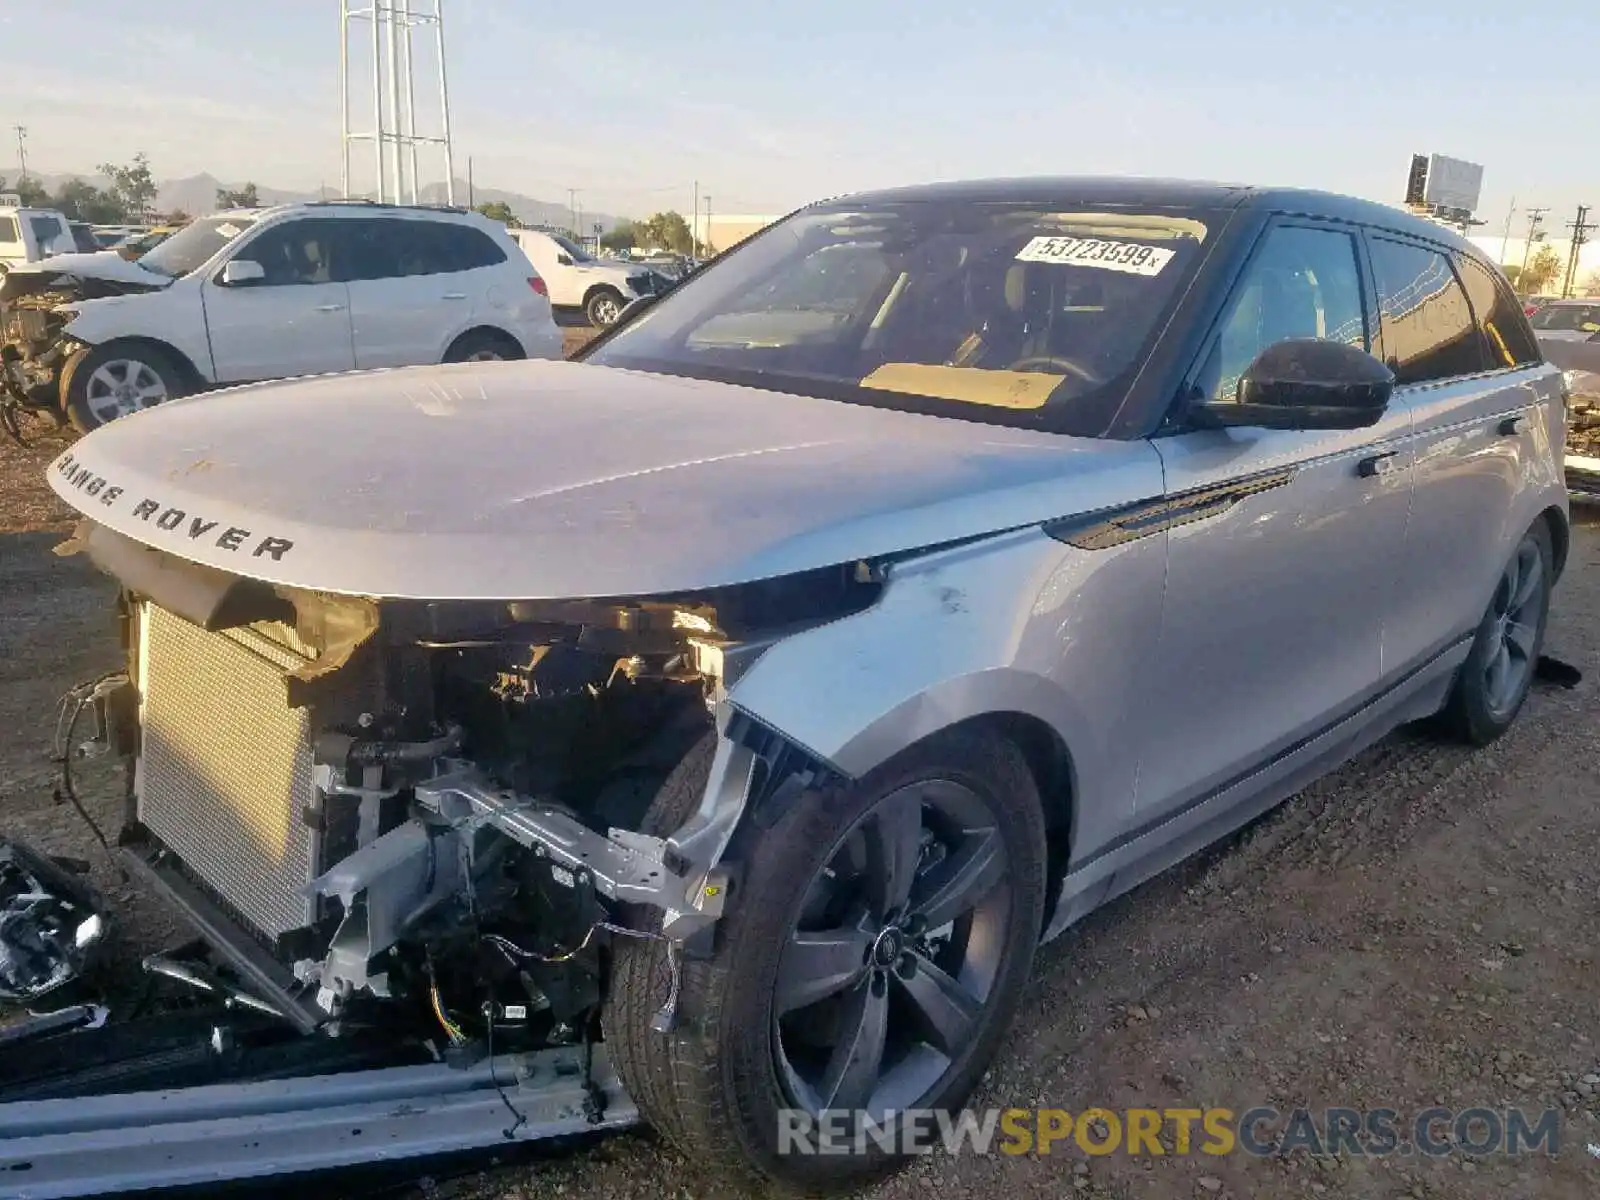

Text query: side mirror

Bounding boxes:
[219,259,266,287]
[1191,339,1394,431]
[556,253,573,267]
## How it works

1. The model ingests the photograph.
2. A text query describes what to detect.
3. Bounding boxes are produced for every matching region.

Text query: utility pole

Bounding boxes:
[568,188,578,234]
[704,194,712,253]
[1517,208,1549,294]
[1498,196,1516,266]
[692,180,699,253]
[1561,205,1595,299]
[13,125,27,183]
[467,156,474,207]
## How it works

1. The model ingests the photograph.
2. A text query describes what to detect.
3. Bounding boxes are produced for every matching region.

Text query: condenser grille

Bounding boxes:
[138,604,319,938]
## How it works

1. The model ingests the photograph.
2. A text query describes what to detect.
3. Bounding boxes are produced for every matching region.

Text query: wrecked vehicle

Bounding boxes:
[1,204,561,441]
[3,179,1571,1195]
[1531,306,1600,500]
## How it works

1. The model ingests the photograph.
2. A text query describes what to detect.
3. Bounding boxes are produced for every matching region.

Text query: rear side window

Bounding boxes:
[344,219,507,278]
[1367,237,1483,384]
[0,215,18,244]
[432,223,507,271]
[1457,257,1541,368]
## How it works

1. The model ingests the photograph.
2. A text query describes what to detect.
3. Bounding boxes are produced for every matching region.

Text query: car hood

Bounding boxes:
[0,251,168,302]
[47,360,1161,601]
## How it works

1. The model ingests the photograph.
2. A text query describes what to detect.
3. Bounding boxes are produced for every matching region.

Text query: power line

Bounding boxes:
[1517,208,1549,293]
[1561,205,1595,299]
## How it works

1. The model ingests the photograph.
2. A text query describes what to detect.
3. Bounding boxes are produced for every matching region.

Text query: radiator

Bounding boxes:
[137,604,321,939]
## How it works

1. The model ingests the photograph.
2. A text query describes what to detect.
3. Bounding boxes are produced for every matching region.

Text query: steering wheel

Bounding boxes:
[1007,355,1101,384]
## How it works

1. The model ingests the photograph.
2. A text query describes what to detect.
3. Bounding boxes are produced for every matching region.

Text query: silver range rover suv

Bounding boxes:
[32,178,1568,1192]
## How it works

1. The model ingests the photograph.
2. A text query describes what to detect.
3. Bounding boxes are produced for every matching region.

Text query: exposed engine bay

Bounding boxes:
[0,272,161,438]
[58,522,877,1061]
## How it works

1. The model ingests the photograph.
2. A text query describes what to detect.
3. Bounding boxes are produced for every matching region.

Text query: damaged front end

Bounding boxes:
[1,270,160,438]
[0,520,877,1194]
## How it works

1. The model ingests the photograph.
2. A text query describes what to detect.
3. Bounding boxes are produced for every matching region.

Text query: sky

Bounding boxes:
[0,0,1594,232]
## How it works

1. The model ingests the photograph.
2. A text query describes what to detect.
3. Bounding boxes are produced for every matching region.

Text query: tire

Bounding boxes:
[443,329,525,363]
[62,342,186,433]
[585,288,625,328]
[1437,520,1554,745]
[605,727,1047,1190]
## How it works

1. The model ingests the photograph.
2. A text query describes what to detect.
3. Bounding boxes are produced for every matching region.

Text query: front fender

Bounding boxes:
[727,522,1171,859]
[62,288,213,381]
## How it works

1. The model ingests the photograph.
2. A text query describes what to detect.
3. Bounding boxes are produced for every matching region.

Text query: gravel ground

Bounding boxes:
[0,424,1595,1197]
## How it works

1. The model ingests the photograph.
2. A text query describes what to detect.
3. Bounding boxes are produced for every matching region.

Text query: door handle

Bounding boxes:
[1496,414,1526,436]
[1356,451,1399,478]
[315,303,346,313]
[441,292,468,301]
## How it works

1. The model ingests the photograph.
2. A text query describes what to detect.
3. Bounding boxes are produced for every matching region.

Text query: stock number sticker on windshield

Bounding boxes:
[1016,236,1174,276]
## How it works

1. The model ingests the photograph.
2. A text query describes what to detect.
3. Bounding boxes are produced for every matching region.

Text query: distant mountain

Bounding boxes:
[0,167,622,229]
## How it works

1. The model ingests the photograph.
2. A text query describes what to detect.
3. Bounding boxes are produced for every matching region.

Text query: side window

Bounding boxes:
[429,223,506,272]
[338,219,406,282]
[1201,224,1367,403]
[233,220,340,286]
[30,216,68,254]
[1457,257,1541,368]
[348,219,503,277]
[0,215,19,244]
[1367,238,1483,384]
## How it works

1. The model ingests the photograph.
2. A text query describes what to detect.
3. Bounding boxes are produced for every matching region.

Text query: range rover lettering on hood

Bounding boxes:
[42,360,1164,600]
[53,452,295,562]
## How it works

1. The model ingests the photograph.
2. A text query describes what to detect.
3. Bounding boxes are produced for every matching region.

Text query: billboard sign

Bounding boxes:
[1421,154,1484,213]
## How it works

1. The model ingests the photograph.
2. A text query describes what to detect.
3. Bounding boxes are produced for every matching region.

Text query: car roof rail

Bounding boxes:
[303,198,472,215]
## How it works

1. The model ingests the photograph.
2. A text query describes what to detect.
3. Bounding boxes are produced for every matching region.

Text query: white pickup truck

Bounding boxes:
[509,228,670,326]
[0,196,82,272]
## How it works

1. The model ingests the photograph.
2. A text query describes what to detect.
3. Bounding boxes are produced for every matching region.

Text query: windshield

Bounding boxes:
[137,216,256,278]
[1530,303,1600,333]
[583,200,1211,434]
[549,233,594,263]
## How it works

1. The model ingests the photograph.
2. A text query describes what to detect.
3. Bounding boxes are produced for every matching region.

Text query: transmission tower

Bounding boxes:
[340,0,456,205]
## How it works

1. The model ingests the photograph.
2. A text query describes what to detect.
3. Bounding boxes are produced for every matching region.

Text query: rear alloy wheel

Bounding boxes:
[62,343,185,433]
[1438,521,1553,744]
[585,288,625,328]
[606,728,1046,1189]
[444,329,524,363]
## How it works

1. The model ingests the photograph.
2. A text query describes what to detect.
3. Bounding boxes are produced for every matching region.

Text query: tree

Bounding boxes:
[166,208,192,225]
[633,211,694,255]
[97,153,157,222]
[473,200,517,225]
[0,175,51,208]
[1521,244,1563,295]
[49,178,124,223]
[1501,265,1521,288]
[215,182,260,209]
[599,220,637,252]
[1583,270,1600,298]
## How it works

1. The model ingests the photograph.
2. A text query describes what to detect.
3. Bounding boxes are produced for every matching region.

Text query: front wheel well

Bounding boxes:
[949,711,1076,906]
[1540,505,1570,581]
[583,283,625,306]
[69,336,204,392]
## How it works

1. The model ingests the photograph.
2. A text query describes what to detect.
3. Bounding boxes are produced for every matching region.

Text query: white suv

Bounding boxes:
[0,201,563,431]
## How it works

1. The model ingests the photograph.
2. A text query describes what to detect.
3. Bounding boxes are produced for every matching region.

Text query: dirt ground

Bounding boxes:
[1,416,1595,1197]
